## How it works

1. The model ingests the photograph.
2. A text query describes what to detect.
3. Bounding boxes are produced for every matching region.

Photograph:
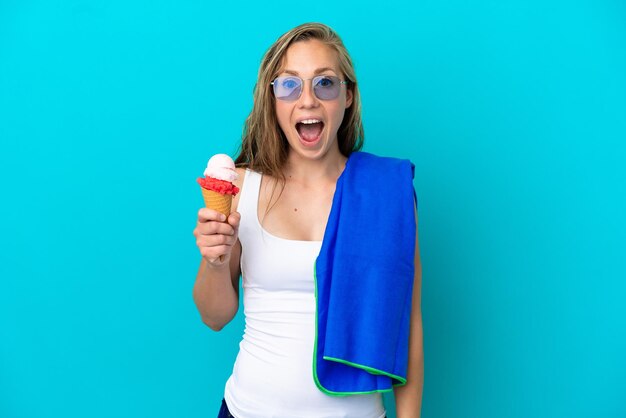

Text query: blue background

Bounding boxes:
[1,1,625,417]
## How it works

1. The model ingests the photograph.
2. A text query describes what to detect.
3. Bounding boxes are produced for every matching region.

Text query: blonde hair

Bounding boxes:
[234,22,364,181]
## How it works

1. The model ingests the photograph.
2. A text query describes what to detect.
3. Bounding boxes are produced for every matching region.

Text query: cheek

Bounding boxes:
[275,103,292,131]
[329,103,347,125]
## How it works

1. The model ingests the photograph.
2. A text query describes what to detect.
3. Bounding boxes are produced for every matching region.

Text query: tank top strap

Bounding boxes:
[237,169,262,235]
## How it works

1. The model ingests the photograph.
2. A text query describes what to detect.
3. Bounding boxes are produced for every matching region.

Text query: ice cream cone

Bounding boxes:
[200,186,232,218]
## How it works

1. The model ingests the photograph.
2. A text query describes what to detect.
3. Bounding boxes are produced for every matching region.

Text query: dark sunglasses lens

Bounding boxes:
[313,76,340,100]
[273,76,301,101]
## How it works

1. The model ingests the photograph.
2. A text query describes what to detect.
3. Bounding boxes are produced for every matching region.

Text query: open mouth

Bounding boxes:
[295,120,325,144]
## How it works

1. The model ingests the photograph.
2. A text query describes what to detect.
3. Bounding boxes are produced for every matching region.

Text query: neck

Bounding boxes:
[283,147,348,186]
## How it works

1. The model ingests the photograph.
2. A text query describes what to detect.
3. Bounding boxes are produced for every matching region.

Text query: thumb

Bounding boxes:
[227,211,241,229]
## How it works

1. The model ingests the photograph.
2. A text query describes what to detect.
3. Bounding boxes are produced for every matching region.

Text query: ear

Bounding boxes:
[345,86,353,109]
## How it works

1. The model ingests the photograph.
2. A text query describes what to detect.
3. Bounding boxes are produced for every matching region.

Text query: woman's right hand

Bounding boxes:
[193,208,241,267]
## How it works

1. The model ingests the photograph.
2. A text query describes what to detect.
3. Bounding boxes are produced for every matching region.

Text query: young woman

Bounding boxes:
[193,23,423,418]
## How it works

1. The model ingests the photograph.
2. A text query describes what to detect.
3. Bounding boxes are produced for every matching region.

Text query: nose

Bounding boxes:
[298,79,319,108]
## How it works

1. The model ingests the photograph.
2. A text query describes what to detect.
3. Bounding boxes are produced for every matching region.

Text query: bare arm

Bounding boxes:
[192,168,245,331]
[394,209,424,417]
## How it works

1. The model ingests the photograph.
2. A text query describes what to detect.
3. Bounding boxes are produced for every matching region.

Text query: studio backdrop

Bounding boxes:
[1,1,625,417]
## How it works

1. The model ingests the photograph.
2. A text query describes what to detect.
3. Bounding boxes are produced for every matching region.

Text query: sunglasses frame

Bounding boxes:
[270,75,349,101]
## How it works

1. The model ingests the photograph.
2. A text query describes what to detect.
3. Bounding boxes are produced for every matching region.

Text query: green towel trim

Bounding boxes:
[312,262,408,396]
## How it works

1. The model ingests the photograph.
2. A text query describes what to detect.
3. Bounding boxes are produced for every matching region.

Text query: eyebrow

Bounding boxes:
[283,67,337,76]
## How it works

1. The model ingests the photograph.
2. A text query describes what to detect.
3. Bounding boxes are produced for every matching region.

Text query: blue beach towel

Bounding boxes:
[314,151,417,395]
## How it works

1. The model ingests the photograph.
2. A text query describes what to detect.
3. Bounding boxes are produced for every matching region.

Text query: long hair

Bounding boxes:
[234,23,364,182]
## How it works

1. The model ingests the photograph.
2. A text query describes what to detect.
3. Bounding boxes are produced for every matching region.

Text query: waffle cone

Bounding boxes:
[200,187,232,218]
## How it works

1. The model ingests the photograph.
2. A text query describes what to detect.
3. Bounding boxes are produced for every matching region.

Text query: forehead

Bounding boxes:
[280,39,341,75]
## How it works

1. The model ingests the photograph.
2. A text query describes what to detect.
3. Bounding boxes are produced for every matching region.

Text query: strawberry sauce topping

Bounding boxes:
[197,177,239,196]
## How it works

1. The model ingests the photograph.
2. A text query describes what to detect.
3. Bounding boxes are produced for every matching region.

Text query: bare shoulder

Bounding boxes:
[232,167,247,212]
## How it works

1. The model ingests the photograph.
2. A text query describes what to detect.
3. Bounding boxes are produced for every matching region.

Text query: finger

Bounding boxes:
[196,221,235,236]
[198,208,227,223]
[197,233,236,248]
[201,245,230,261]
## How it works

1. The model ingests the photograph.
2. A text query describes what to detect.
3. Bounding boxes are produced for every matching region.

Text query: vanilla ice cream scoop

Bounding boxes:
[204,154,238,182]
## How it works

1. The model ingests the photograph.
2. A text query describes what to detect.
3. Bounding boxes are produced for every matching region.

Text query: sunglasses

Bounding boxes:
[271,75,349,101]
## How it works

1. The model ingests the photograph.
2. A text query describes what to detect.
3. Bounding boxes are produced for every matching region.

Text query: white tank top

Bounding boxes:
[223,169,386,418]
